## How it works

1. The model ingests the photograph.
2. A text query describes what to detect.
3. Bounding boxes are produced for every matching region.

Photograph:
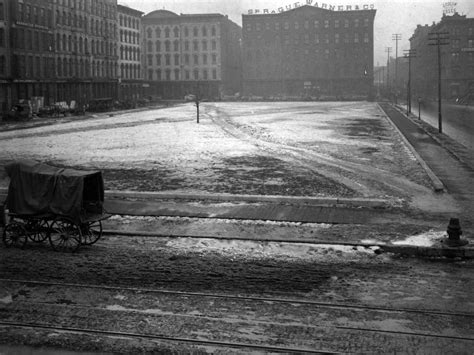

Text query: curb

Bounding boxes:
[104,190,393,208]
[101,229,474,259]
[378,103,445,192]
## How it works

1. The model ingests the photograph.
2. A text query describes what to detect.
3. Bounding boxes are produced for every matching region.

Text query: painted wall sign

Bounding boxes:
[247,1,375,15]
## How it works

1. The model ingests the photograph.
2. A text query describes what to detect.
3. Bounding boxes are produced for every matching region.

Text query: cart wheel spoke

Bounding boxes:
[48,219,82,252]
[2,221,27,249]
[27,220,49,242]
[82,220,103,245]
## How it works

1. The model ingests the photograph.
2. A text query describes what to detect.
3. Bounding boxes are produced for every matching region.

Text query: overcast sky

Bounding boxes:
[120,0,474,65]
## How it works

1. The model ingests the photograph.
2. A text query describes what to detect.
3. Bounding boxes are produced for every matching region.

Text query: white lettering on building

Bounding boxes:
[247,2,375,15]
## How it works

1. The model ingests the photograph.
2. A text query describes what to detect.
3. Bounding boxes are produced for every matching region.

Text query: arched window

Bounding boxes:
[155,27,161,37]
[173,40,179,51]
[165,40,170,52]
[156,40,161,52]
[165,27,170,38]
[202,26,207,36]
[211,26,216,36]
[146,27,152,38]
[57,57,62,76]
[147,40,152,52]
[184,27,189,37]
[174,27,179,37]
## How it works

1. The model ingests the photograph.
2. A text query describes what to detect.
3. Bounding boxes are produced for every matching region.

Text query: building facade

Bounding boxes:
[117,4,143,102]
[142,10,242,100]
[0,0,11,112]
[410,13,474,102]
[242,5,376,98]
[2,0,119,114]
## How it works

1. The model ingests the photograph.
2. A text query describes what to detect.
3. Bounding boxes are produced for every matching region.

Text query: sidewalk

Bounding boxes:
[379,103,474,226]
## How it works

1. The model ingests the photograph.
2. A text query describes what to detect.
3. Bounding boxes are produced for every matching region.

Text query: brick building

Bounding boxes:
[117,4,143,102]
[410,13,474,102]
[2,0,119,114]
[242,5,376,98]
[142,10,242,100]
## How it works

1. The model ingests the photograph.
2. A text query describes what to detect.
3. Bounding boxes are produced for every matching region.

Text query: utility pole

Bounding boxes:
[195,80,200,124]
[392,34,401,103]
[404,49,416,115]
[428,31,449,133]
[385,47,392,96]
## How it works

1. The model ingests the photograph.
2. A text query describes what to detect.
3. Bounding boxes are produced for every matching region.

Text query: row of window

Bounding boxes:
[14,55,117,79]
[147,53,218,66]
[245,18,371,32]
[451,51,474,62]
[451,38,474,48]
[55,33,117,56]
[146,39,218,53]
[147,68,218,81]
[120,63,141,79]
[246,47,369,60]
[55,10,117,39]
[120,46,141,62]
[146,25,218,39]
[245,61,368,79]
[16,3,53,27]
[55,0,116,19]
[120,30,140,44]
[119,14,140,29]
[13,27,118,57]
[247,32,371,46]
[13,28,53,52]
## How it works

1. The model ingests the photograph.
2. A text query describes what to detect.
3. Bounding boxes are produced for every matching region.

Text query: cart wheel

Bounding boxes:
[27,220,49,243]
[2,221,27,249]
[81,220,102,246]
[48,218,82,252]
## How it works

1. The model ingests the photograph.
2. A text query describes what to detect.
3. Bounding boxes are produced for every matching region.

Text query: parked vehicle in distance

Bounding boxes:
[4,103,32,121]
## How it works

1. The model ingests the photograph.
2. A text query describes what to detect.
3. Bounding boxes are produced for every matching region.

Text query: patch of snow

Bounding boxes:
[392,230,445,247]
[0,295,12,304]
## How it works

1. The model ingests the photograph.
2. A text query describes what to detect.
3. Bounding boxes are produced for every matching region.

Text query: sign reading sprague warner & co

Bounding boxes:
[247,0,375,15]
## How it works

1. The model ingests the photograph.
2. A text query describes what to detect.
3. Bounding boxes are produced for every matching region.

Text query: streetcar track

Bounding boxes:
[2,278,473,318]
[3,299,474,342]
[0,321,336,354]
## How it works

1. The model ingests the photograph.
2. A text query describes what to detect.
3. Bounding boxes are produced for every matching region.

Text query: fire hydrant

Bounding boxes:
[445,218,468,247]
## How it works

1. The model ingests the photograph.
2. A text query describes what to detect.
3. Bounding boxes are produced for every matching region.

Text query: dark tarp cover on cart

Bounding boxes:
[5,160,104,223]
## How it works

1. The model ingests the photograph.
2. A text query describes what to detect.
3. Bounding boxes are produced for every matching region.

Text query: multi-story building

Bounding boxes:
[0,0,11,112]
[55,0,118,106]
[142,10,242,100]
[117,4,143,102]
[410,13,474,101]
[2,0,119,114]
[242,5,376,98]
[8,0,55,109]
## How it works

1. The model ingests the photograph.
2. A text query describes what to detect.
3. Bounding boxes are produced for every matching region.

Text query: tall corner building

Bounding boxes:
[142,10,242,99]
[242,5,376,98]
[410,13,474,101]
[117,4,143,101]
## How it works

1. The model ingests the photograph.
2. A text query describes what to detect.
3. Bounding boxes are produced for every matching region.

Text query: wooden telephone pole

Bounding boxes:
[392,34,401,103]
[404,49,416,115]
[428,31,449,133]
